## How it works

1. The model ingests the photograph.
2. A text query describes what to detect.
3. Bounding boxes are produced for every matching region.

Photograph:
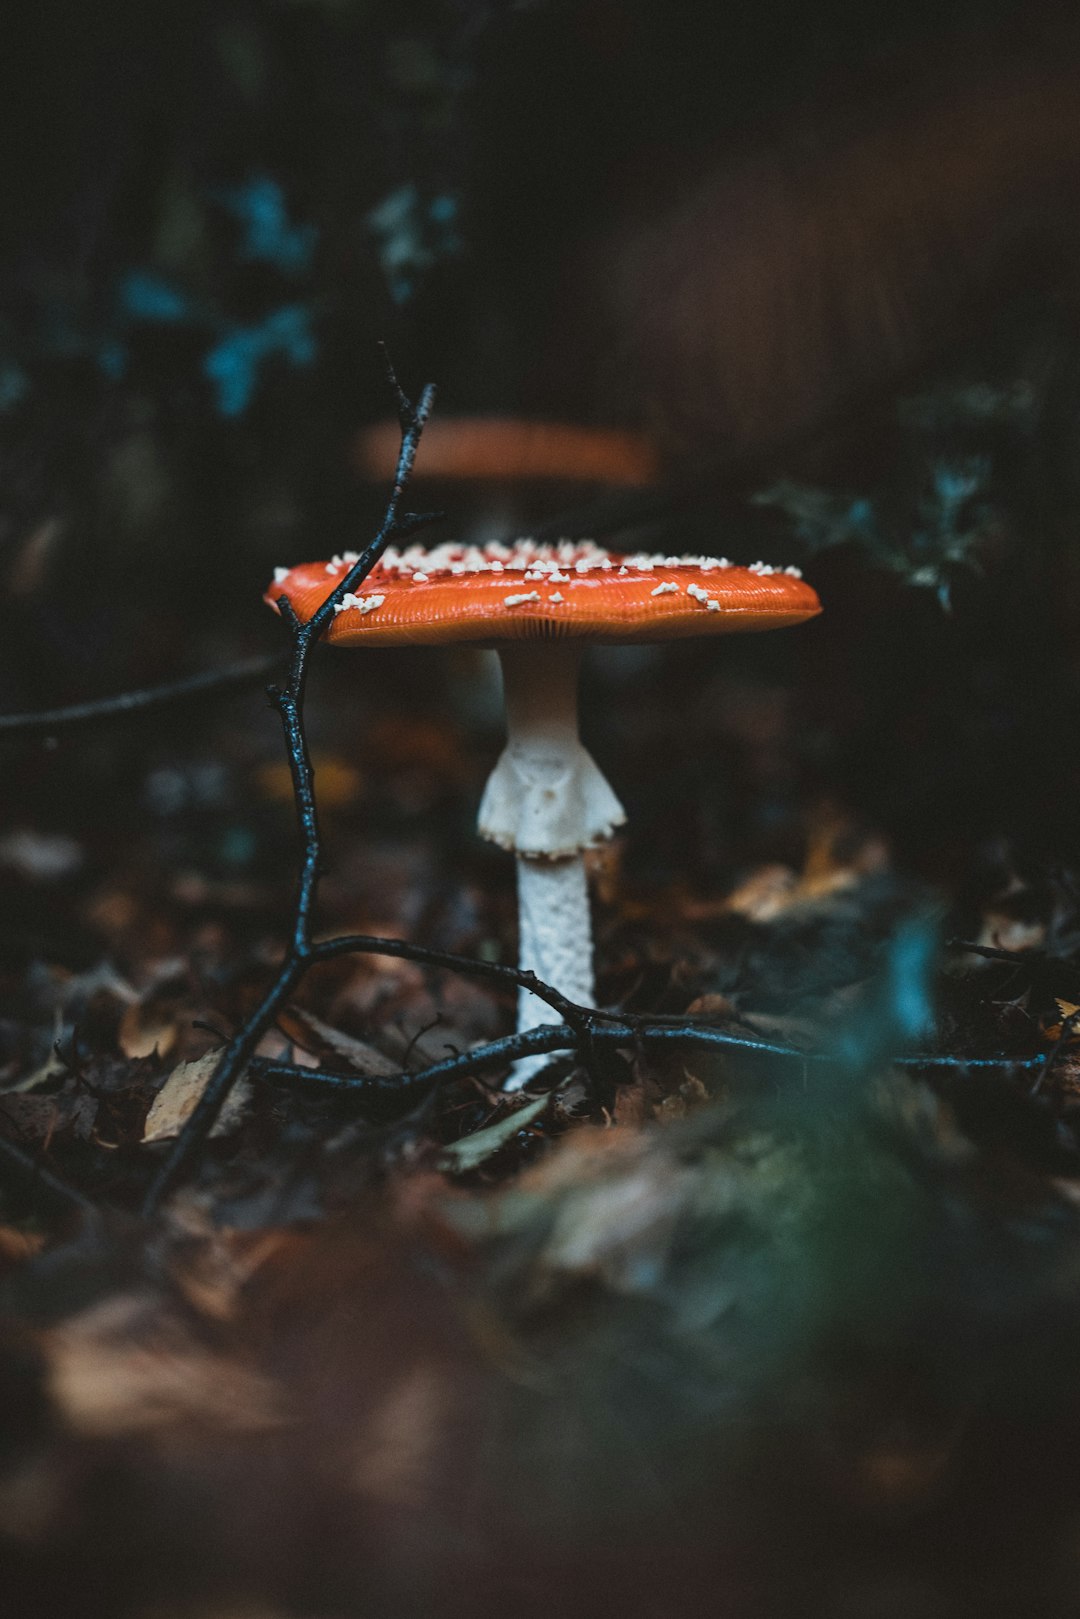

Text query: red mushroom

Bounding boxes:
[267,539,820,1084]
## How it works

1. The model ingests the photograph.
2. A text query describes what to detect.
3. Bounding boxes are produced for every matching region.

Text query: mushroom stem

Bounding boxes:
[479,644,625,859]
[478,643,625,1088]
[515,853,595,1045]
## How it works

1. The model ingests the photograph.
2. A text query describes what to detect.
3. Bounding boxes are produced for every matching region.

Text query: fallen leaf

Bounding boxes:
[143,1051,252,1143]
[0,1227,46,1269]
[685,993,739,1019]
[723,864,799,920]
[280,1006,401,1076]
[438,1092,551,1174]
[118,999,180,1060]
[1044,1000,1080,1043]
[612,1083,649,1129]
[254,1027,321,1067]
[165,1203,309,1322]
[538,1153,696,1293]
[41,1293,283,1438]
[552,1076,590,1122]
[0,1091,97,1142]
[654,1074,710,1123]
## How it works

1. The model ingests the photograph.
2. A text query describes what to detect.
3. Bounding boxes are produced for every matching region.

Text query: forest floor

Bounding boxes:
[4,611,1080,1618]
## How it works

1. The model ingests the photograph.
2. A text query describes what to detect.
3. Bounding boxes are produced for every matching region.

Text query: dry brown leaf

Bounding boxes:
[281,1006,401,1076]
[684,993,739,1019]
[143,1052,252,1143]
[374,1017,459,1069]
[0,1226,46,1269]
[0,1091,97,1143]
[42,1293,283,1438]
[164,1203,310,1322]
[551,1076,590,1122]
[538,1154,696,1293]
[1043,999,1080,1044]
[612,1083,649,1129]
[723,863,799,921]
[720,820,889,924]
[654,1074,710,1122]
[118,999,180,1060]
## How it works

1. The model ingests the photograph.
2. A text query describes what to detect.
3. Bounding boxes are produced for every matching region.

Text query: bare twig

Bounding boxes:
[947,939,1037,964]
[0,654,283,737]
[141,362,440,1215]
[310,934,593,1033]
[947,937,1073,973]
[250,1021,1047,1110]
[0,1132,100,1219]
[251,1024,581,1098]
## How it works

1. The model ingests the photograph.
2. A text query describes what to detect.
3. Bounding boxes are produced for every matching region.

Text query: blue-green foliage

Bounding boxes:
[214,177,317,275]
[119,271,195,324]
[1,175,319,417]
[203,305,317,417]
[366,184,463,304]
[754,380,1036,608]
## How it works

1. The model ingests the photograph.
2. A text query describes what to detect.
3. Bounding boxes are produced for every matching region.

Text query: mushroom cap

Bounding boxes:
[266,539,821,647]
[356,417,660,487]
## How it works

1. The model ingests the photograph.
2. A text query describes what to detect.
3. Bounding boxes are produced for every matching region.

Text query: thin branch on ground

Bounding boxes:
[252,1024,582,1098]
[250,1022,1048,1109]
[140,362,441,1215]
[947,937,1080,980]
[947,939,1043,964]
[0,1132,100,1219]
[0,653,284,738]
[309,934,594,1033]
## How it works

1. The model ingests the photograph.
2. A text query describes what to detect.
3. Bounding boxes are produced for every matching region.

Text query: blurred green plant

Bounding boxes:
[754,379,1038,609]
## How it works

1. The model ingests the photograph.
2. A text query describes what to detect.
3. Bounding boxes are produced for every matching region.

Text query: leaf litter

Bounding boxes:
[8,656,1080,1618]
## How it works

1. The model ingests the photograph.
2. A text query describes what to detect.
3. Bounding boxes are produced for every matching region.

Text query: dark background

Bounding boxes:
[5,0,1080,910]
[8,7,1080,1618]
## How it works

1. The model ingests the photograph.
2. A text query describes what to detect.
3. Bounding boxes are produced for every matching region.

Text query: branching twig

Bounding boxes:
[141,363,440,1215]
[250,1022,1047,1109]
[310,934,594,1033]
[252,1024,582,1098]
[0,654,283,737]
[947,937,1080,979]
